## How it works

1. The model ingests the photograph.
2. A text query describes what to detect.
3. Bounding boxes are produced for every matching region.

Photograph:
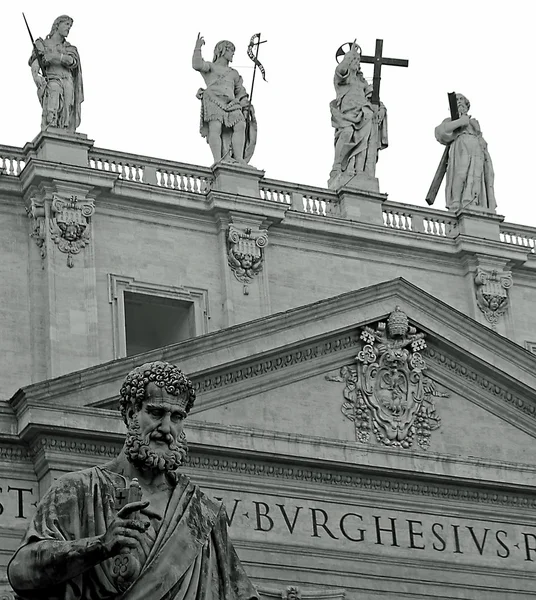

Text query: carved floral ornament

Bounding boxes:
[227,224,268,294]
[326,307,448,450]
[474,267,512,327]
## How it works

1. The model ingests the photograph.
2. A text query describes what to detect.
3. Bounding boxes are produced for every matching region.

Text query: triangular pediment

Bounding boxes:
[9,278,536,487]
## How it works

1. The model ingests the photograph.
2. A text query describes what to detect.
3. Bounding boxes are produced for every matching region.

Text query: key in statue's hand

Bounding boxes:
[101,500,160,557]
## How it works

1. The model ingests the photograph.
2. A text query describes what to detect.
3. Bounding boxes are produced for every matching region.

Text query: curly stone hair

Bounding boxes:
[119,361,196,424]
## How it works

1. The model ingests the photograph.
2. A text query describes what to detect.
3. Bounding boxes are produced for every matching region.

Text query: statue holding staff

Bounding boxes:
[192,34,258,164]
[27,15,83,132]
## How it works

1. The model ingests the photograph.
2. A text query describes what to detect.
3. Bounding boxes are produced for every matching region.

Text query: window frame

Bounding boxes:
[108,274,210,359]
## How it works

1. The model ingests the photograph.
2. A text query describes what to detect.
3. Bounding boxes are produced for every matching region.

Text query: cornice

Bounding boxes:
[18,158,117,194]
[16,432,536,513]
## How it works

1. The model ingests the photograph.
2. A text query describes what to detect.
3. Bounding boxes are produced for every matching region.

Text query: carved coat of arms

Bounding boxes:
[227,225,268,294]
[474,267,512,327]
[50,195,95,267]
[327,307,448,449]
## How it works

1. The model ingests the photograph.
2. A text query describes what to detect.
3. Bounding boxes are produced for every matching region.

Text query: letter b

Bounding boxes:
[253,501,274,532]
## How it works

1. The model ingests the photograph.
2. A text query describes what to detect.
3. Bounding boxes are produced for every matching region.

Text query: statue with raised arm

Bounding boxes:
[193,34,257,164]
[29,15,83,132]
[8,361,258,600]
[328,42,387,190]
[435,93,496,212]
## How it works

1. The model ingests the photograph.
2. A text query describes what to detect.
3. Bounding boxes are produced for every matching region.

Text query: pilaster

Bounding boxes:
[25,180,100,379]
[215,211,272,327]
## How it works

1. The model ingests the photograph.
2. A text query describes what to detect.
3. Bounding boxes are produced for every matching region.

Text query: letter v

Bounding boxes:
[467,526,490,555]
[215,497,241,526]
[277,504,303,534]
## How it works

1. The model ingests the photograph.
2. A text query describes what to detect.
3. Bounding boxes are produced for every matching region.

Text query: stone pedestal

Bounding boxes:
[211,161,265,197]
[328,171,380,193]
[24,128,94,168]
[455,207,504,241]
[337,186,387,225]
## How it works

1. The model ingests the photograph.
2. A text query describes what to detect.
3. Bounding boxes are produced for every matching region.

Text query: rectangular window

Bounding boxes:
[124,292,195,356]
[108,275,209,359]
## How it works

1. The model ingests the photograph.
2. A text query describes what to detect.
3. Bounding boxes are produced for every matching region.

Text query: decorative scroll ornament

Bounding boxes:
[474,267,512,327]
[26,195,47,260]
[227,225,268,294]
[326,307,448,449]
[50,194,95,267]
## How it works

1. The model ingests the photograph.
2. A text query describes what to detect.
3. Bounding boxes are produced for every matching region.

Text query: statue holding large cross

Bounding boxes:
[328,39,408,191]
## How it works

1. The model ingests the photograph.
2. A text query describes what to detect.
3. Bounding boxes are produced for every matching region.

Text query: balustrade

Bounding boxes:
[0,146,26,176]
[500,225,536,253]
[6,142,536,250]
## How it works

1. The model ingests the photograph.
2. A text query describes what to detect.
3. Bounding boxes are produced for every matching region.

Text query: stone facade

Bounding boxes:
[1,132,536,598]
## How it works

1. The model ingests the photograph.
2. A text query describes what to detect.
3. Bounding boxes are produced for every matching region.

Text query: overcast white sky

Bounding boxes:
[1,1,534,226]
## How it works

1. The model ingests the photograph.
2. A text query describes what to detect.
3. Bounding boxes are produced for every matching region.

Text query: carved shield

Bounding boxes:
[358,346,424,443]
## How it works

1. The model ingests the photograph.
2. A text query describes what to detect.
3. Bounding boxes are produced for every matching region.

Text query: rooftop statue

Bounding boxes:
[328,42,388,190]
[193,34,257,165]
[434,93,496,212]
[8,361,258,600]
[28,15,84,132]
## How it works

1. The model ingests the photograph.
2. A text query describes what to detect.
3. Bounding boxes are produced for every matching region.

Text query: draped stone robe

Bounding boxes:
[8,467,258,600]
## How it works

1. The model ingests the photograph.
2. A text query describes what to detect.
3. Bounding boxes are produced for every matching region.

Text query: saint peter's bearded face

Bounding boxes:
[124,382,188,473]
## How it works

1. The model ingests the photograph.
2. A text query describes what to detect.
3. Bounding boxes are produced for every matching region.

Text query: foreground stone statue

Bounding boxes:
[29,15,83,132]
[193,34,256,164]
[435,93,496,211]
[328,42,387,190]
[8,361,258,600]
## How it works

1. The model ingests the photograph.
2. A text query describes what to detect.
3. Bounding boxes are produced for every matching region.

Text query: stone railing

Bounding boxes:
[260,178,340,217]
[88,147,212,194]
[0,145,26,176]
[382,201,457,238]
[500,222,536,253]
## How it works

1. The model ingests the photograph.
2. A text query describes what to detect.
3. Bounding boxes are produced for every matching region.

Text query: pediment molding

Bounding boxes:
[92,328,362,412]
[426,345,536,426]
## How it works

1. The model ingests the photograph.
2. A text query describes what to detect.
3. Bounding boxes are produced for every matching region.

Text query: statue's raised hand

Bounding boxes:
[195,33,205,50]
[101,500,161,557]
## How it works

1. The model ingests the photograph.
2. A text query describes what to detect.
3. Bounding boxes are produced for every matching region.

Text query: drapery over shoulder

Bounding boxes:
[435,118,496,212]
[8,467,258,600]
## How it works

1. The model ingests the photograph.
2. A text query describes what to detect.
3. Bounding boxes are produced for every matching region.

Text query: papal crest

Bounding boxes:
[326,307,448,449]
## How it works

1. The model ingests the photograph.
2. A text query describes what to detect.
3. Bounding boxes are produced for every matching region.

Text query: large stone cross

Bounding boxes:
[360,39,409,105]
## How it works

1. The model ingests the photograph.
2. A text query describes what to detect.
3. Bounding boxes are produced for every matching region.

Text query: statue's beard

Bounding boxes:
[124,414,187,473]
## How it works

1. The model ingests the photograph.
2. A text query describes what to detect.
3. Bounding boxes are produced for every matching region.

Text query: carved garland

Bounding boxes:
[227,225,268,294]
[26,195,47,260]
[327,307,448,450]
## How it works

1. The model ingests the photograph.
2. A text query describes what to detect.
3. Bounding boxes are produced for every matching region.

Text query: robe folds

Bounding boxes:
[329,67,388,180]
[8,467,258,600]
[29,38,84,132]
[435,118,496,212]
